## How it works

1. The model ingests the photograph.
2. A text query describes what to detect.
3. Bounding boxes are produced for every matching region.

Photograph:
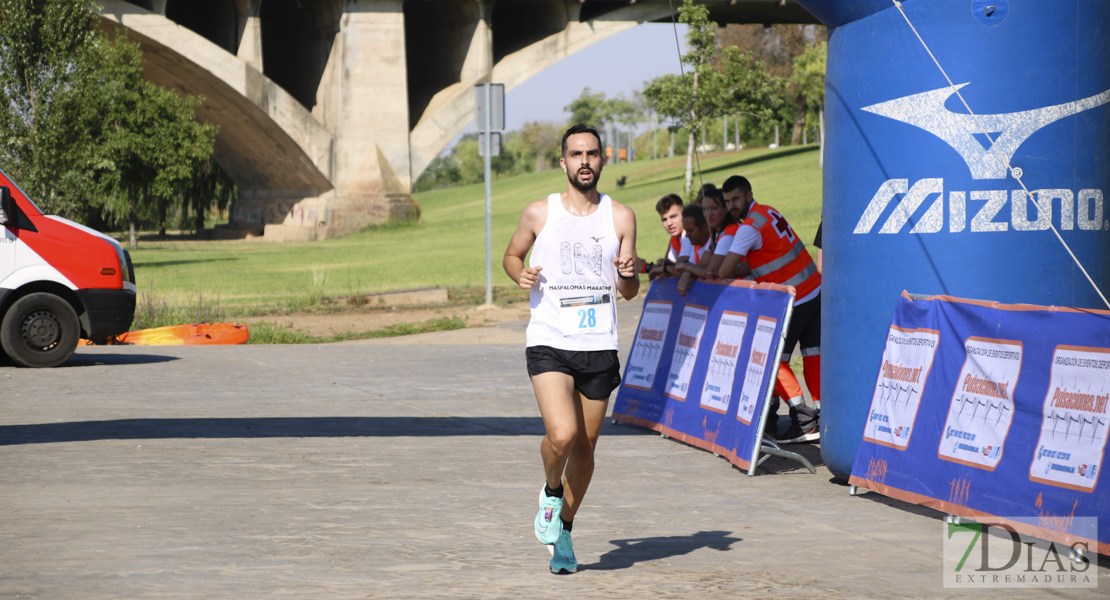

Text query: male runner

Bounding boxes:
[503,124,639,574]
[718,176,821,443]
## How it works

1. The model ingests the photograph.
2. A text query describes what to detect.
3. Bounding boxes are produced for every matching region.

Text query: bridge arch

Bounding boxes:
[95,0,813,239]
[98,0,337,229]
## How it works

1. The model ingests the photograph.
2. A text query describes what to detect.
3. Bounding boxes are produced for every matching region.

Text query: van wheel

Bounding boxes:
[0,293,80,368]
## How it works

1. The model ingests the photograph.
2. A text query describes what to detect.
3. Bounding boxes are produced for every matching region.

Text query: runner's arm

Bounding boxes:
[612,202,639,300]
[503,201,546,290]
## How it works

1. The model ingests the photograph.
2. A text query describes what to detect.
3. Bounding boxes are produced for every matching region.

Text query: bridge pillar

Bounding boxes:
[406,1,493,178]
[463,1,493,81]
[234,0,262,72]
[261,0,420,241]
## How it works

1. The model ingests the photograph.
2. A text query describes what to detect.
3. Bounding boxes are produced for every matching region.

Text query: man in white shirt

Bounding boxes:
[503,124,639,574]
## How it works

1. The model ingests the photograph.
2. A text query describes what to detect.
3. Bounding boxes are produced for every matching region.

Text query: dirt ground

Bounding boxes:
[242,302,531,339]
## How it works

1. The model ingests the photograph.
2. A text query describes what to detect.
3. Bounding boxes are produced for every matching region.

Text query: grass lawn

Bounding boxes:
[124,145,823,337]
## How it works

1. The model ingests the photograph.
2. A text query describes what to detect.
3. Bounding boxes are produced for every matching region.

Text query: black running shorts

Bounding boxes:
[525,345,622,400]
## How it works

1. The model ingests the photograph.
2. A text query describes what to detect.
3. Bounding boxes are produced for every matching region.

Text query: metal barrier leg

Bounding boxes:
[751,438,817,475]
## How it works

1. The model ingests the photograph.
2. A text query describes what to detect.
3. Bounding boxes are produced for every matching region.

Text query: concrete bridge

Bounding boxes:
[96,0,814,240]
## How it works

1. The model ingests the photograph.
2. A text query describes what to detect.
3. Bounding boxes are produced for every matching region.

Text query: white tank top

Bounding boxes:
[526,192,621,351]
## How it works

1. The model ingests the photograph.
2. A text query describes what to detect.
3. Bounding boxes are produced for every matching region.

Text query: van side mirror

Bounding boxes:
[0,186,10,225]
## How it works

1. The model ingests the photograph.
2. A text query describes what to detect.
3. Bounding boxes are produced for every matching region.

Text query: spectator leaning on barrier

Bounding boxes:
[502,123,639,575]
[675,184,738,296]
[677,203,711,268]
[718,175,822,444]
[701,184,740,279]
[639,193,686,279]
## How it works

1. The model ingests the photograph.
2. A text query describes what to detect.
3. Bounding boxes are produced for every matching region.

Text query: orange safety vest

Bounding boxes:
[740,203,821,299]
[710,222,740,255]
[692,242,707,264]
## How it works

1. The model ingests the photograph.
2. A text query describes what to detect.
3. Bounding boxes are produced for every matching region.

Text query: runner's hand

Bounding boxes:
[614,256,636,279]
[518,266,542,290]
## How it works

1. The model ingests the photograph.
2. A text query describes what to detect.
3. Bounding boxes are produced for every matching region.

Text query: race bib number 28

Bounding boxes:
[559,294,614,336]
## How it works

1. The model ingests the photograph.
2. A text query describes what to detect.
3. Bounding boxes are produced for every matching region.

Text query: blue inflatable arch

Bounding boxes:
[794,0,1110,479]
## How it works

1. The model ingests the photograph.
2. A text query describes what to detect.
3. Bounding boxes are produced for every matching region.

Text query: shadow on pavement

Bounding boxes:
[0,415,657,445]
[0,353,178,368]
[63,353,181,367]
[585,530,742,571]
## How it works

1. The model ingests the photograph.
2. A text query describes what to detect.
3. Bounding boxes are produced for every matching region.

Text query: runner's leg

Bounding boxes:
[560,391,609,522]
[532,371,579,489]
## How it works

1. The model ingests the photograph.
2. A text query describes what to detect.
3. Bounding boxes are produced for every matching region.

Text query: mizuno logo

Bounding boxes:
[852,181,1108,235]
[861,84,1110,180]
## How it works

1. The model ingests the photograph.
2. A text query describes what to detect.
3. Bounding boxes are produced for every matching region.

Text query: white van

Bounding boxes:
[0,171,136,367]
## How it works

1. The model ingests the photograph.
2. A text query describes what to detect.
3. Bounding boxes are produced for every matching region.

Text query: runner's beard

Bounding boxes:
[568,168,599,192]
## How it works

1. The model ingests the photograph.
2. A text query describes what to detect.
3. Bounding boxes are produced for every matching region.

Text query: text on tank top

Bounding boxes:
[526,193,621,349]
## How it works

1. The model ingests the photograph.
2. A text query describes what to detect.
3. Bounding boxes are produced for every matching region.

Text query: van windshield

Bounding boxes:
[0,169,43,215]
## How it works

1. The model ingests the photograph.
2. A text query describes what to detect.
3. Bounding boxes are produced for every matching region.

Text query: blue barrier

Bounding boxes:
[613,278,798,473]
[849,293,1109,555]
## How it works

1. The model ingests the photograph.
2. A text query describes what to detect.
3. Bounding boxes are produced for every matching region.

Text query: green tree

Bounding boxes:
[178,155,236,234]
[0,0,218,239]
[452,134,515,186]
[413,155,462,192]
[0,0,107,220]
[644,0,781,194]
[512,121,561,173]
[791,41,827,163]
[716,24,826,147]
[563,87,611,129]
[606,92,644,162]
[95,37,216,246]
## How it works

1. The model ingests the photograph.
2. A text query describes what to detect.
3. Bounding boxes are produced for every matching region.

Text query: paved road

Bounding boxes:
[1,298,1105,598]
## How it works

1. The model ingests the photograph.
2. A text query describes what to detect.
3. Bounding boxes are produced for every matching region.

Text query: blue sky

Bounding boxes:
[459,23,688,143]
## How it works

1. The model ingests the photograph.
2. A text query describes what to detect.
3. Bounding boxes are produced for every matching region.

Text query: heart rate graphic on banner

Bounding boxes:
[939,337,1022,470]
[699,311,747,414]
[612,277,795,473]
[665,304,709,401]
[737,316,778,425]
[850,293,1110,556]
[624,300,673,390]
[863,325,939,449]
[1029,345,1110,492]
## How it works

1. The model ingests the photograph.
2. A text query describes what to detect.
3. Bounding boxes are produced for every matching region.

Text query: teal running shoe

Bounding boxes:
[549,529,578,574]
[534,487,563,546]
